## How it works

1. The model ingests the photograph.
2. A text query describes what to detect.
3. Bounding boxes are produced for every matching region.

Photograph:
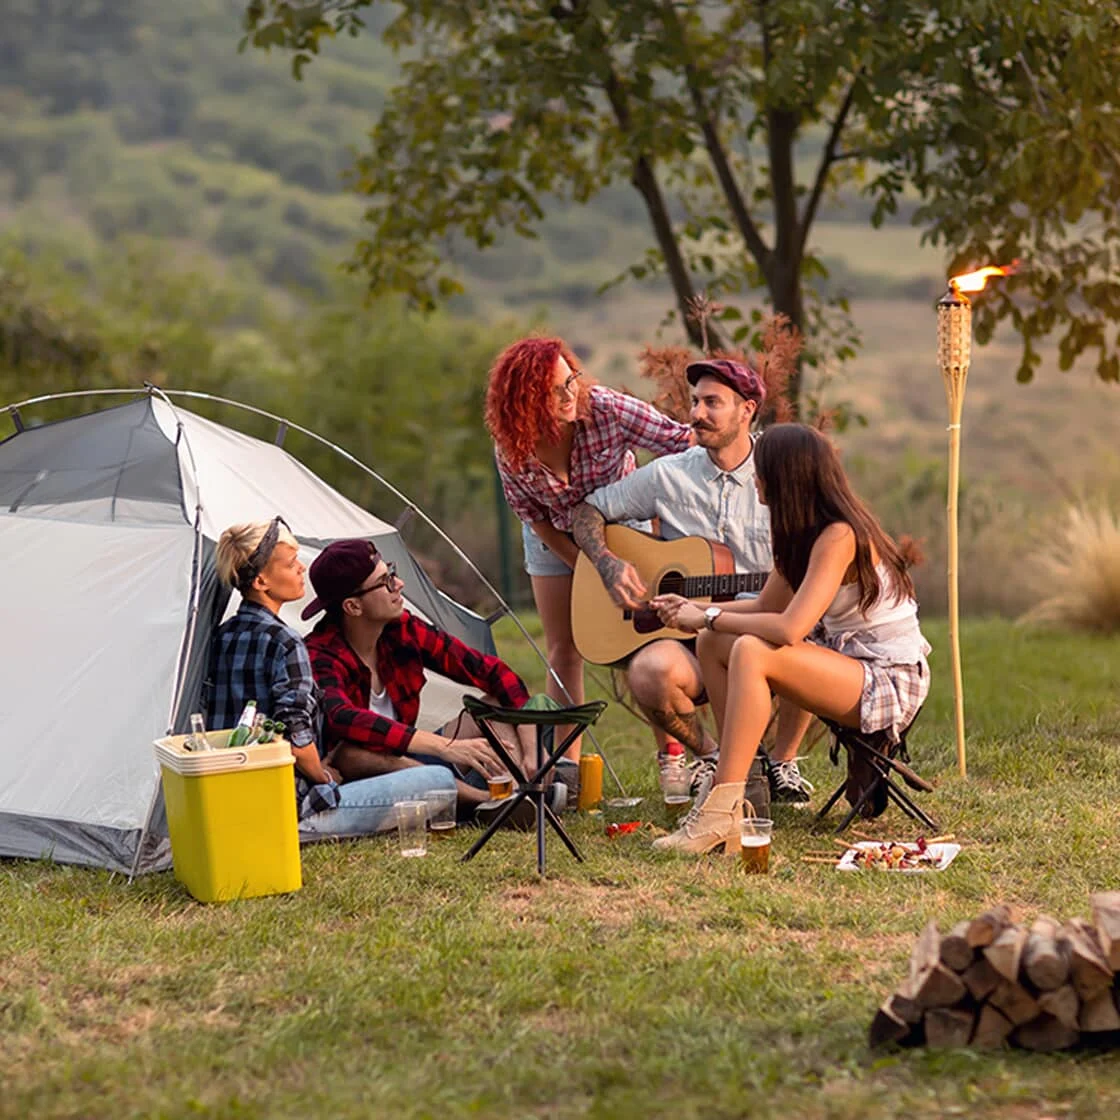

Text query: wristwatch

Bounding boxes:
[703,606,723,631]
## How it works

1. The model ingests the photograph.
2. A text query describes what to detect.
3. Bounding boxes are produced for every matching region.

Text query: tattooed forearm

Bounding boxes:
[571,502,607,559]
[647,708,704,753]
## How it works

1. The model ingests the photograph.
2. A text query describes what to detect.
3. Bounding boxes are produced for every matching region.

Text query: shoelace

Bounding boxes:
[771,758,814,793]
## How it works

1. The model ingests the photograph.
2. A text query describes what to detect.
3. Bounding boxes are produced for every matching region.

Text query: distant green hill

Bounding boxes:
[1,0,944,308]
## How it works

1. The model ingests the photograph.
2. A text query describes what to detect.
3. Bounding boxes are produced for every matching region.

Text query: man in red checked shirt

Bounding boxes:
[303,539,544,814]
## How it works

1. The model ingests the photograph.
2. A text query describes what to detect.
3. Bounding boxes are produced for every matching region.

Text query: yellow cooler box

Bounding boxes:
[154,731,302,902]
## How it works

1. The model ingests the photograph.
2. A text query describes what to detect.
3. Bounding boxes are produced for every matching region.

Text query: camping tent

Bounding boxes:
[0,392,498,875]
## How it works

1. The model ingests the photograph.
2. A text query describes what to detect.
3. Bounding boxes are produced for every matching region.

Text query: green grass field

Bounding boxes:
[3,618,1120,1118]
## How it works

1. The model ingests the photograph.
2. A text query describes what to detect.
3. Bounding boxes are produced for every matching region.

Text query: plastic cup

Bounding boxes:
[739,817,773,874]
[395,800,428,857]
[660,767,691,820]
[424,789,457,837]
[487,772,514,801]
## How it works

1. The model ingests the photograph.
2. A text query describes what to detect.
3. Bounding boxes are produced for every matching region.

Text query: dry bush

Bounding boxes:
[631,312,802,425]
[1020,503,1120,632]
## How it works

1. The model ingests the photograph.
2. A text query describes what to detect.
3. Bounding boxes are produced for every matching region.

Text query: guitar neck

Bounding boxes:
[681,571,767,599]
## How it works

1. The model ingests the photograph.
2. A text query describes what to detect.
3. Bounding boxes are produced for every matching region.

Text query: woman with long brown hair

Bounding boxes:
[649,423,930,855]
[486,336,691,774]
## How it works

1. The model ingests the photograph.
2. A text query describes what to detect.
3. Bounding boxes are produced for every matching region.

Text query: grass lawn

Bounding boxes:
[3,618,1120,1118]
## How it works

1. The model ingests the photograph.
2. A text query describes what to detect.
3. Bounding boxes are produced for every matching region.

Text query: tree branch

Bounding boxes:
[659,1,772,273]
[596,43,715,350]
[797,74,860,260]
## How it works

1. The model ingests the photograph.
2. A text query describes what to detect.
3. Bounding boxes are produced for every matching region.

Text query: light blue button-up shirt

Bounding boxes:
[584,444,772,575]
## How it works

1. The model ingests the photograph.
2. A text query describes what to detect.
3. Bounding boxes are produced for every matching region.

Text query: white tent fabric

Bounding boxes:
[0,517,191,829]
[153,400,387,543]
[0,395,498,873]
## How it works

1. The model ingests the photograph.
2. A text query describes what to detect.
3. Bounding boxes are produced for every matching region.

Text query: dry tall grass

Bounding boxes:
[1022,503,1120,631]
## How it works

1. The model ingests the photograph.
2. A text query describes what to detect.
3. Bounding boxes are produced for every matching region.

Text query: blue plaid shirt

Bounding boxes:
[207,600,338,818]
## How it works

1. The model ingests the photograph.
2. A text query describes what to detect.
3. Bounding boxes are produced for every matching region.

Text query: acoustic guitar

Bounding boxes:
[570,524,769,665]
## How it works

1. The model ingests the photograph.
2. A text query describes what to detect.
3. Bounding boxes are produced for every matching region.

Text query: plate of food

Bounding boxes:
[836,839,961,873]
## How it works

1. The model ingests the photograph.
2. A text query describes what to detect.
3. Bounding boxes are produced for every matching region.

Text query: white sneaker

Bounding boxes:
[768,757,814,807]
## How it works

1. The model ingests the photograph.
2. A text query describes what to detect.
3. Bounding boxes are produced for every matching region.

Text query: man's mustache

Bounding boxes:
[691,422,715,431]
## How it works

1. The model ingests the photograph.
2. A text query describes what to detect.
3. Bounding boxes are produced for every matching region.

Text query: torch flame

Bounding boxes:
[949,261,1020,294]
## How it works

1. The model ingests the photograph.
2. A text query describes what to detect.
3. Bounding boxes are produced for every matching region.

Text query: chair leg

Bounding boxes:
[541,801,584,863]
[883,779,938,831]
[816,778,848,820]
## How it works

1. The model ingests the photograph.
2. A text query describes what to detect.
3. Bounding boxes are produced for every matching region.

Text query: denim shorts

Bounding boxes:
[521,520,575,577]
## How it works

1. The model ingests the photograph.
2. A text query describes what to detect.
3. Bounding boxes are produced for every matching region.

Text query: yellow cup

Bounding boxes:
[577,753,603,810]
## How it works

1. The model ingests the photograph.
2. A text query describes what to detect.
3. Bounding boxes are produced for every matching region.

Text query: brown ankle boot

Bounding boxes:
[652,782,743,855]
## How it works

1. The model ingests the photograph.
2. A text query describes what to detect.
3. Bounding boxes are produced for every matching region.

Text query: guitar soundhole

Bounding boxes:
[657,570,686,596]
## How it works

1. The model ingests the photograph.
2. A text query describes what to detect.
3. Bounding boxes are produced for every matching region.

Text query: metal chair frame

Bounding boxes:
[460,696,607,874]
[815,713,936,835]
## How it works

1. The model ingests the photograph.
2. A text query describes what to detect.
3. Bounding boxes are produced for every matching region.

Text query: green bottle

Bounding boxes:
[228,700,258,747]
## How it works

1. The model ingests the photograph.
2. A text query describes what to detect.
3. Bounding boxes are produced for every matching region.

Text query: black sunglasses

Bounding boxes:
[236,516,292,591]
[349,561,400,597]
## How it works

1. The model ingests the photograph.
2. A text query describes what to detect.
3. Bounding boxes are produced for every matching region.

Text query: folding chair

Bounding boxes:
[460,695,607,874]
[815,709,936,834]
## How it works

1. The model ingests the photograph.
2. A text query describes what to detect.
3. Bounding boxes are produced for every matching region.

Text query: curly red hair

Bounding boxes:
[485,336,593,472]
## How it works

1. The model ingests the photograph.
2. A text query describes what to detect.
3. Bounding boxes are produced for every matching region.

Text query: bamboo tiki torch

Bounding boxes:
[937,263,1018,779]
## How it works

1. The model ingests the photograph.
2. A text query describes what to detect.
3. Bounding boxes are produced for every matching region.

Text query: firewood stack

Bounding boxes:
[870,892,1120,1051]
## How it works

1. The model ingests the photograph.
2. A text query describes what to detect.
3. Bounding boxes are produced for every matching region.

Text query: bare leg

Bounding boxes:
[770,699,814,763]
[711,636,864,787]
[627,639,715,760]
[530,572,584,760]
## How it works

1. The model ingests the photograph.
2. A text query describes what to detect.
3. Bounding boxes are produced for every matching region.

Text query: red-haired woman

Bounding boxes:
[650,423,931,855]
[485,336,691,772]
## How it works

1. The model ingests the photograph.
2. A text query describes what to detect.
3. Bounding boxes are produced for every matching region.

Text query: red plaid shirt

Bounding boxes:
[497,386,691,531]
[306,612,529,754]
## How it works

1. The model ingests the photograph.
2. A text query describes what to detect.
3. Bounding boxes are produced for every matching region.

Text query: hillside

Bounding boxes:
[1,0,944,308]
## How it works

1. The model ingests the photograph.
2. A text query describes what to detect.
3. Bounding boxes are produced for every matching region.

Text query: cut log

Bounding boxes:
[913,963,968,1009]
[988,978,1040,1025]
[971,1003,1014,1049]
[1012,1013,1080,1052]
[1090,890,1120,971]
[907,919,942,982]
[1022,917,1070,991]
[983,925,1029,981]
[1078,988,1120,1033]
[961,956,1001,1001]
[885,987,923,1025]
[1037,984,1080,1030]
[966,905,1012,948]
[924,1006,974,1049]
[939,920,974,972]
[1063,919,1113,1000]
[870,1001,914,1048]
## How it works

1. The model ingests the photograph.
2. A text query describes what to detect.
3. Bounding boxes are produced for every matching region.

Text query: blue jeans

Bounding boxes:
[298,765,455,838]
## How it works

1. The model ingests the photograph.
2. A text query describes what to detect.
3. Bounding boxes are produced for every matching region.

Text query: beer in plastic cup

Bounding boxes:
[487,772,514,800]
[424,789,457,836]
[739,817,773,874]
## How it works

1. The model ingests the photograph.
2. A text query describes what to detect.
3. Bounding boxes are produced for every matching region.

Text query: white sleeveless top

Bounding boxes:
[817,563,930,665]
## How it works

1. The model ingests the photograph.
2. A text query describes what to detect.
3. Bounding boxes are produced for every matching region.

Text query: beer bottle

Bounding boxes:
[187,712,213,752]
[228,699,258,747]
[272,720,286,743]
[258,718,275,744]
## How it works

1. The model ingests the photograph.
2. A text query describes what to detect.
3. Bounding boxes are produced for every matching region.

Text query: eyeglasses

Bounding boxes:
[552,370,582,399]
[350,562,400,597]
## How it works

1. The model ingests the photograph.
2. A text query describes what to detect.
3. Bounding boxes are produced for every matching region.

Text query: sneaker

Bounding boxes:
[474,796,537,831]
[744,755,771,818]
[687,756,718,797]
[767,757,815,808]
[554,759,580,811]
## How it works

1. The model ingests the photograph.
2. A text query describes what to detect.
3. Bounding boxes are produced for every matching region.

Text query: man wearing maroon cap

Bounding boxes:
[303,539,542,813]
[572,359,813,812]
